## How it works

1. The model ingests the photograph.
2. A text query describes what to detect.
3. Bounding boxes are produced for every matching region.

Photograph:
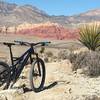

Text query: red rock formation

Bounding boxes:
[16,23,79,40]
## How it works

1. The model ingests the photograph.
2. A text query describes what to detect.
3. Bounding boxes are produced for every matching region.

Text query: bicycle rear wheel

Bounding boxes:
[0,61,10,90]
[29,58,45,92]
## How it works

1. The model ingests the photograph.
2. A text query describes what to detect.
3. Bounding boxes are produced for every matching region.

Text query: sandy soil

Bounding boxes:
[0,59,100,100]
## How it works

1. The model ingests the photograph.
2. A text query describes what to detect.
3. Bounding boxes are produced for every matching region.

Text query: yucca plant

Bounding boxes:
[79,23,100,51]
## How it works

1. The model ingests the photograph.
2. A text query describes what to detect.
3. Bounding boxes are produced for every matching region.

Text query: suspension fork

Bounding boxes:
[36,53,41,76]
[30,45,41,76]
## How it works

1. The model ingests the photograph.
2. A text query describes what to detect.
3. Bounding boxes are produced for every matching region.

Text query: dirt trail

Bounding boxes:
[0,60,73,100]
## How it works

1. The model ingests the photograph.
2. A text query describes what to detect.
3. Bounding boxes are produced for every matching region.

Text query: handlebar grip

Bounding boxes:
[41,41,51,46]
[43,41,51,44]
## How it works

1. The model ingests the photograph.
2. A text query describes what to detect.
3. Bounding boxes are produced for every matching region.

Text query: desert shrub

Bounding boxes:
[79,24,100,51]
[52,56,58,62]
[43,51,54,63]
[39,47,45,54]
[69,52,86,70]
[44,57,49,62]
[58,49,71,60]
[45,51,53,57]
[69,51,100,76]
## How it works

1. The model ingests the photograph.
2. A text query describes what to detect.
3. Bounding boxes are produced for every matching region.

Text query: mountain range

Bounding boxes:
[0,1,100,27]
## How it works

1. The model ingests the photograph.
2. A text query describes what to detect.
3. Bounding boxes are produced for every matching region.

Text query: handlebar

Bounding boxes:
[0,41,51,47]
[14,40,51,46]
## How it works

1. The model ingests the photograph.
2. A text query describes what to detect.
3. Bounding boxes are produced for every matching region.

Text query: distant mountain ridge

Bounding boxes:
[0,1,100,27]
[0,1,49,26]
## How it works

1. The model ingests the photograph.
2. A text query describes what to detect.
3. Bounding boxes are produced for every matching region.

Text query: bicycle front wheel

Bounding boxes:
[29,58,46,92]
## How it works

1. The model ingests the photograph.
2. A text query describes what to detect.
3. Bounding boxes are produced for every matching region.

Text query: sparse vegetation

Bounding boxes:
[44,57,49,62]
[79,24,100,51]
[69,51,100,76]
[39,47,45,54]
[58,49,71,60]
[43,51,54,63]
[45,51,53,58]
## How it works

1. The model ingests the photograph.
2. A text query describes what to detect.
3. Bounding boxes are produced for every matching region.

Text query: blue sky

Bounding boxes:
[5,0,100,16]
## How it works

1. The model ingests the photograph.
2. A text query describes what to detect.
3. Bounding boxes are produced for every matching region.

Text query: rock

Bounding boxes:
[77,69,84,74]
[85,95,100,100]
[0,94,7,100]
[0,89,24,100]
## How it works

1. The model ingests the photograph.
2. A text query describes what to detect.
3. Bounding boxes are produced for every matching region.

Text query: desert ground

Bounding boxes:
[0,34,100,100]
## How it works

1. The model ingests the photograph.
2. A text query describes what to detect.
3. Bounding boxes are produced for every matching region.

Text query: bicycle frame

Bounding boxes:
[0,41,50,90]
[8,45,39,82]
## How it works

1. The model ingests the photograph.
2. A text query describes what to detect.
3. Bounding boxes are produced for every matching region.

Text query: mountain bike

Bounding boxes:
[0,40,51,92]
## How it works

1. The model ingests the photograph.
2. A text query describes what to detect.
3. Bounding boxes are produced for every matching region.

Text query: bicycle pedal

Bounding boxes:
[21,84,26,88]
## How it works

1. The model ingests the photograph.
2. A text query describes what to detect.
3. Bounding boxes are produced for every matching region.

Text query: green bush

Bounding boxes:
[79,24,100,51]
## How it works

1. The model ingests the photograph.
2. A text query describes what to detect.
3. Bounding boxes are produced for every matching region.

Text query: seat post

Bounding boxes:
[8,44,14,65]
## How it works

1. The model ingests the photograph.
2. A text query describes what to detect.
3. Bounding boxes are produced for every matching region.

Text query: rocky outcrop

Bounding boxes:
[16,22,79,40]
[0,22,79,40]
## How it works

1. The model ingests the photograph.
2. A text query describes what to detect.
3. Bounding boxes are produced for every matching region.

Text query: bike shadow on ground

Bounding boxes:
[24,81,58,93]
[43,81,58,90]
